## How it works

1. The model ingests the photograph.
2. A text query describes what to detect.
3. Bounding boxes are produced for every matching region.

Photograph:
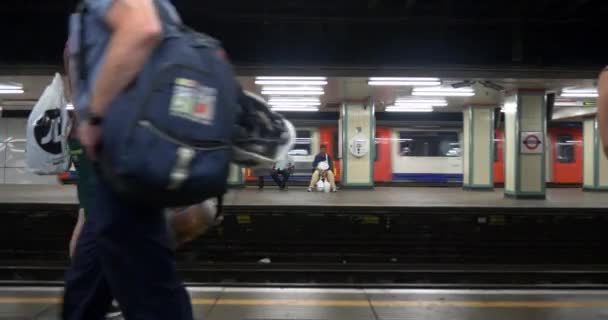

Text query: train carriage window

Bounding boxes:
[289,130,312,156]
[399,131,461,157]
[556,134,575,164]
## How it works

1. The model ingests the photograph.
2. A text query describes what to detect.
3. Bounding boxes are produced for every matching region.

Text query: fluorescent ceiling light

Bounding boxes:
[385,106,433,112]
[271,106,319,112]
[370,77,439,81]
[562,89,597,93]
[386,106,434,110]
[554,101,585,107]
[262,86,324,91]
[386,108,433,113]
[560,89,598,98]
[269,102,322,106]
[0,83,23,90]
[412,87,474,97]
[560,93,598,98]
[0,89,24,94]
[395,102,448,107]
[395,99,447,104]
[256,76,327,80]
[256,80,328,85]
[262,91,324,96]
[413,87,474,92]
[269,97,321,103]
[413,91,474,97]
[369,81,441,86]
[66,103,74,110]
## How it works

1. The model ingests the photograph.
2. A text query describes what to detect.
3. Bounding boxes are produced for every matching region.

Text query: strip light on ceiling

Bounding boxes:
[395,99,447,104]
[268,97,321,103]
[369,81,441,86]
[271,106,319,112]
[0,83,23,90]
[554,101,585,107]
[412,87,475,97]
[269,102,322,107]
[256,80,328,85]
[395,101,448,107]
[262,90,324,96]
[560,89,598,98]
[385,106,434,112]
[0,89,24,94]
[257,76,327,81]
[262,86,324,92]
[368,77,441,87]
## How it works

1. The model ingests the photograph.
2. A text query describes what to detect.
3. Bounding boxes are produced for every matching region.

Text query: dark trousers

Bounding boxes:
[271,169,291,189]
[62,175,193,320]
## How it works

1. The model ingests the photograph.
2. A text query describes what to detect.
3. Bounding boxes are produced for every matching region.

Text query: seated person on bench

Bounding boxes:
[271,154,295,190]
[308,145,337,192]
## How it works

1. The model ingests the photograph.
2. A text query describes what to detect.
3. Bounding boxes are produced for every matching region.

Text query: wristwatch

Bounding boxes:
[82,109,103,126]
[88,114,103,126]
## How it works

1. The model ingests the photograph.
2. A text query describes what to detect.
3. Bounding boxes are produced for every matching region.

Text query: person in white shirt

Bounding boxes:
[271,154,295,190]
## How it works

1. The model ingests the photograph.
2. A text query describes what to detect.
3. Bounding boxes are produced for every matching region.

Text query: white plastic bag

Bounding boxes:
[26,73,71,175]
[316,179,325,192]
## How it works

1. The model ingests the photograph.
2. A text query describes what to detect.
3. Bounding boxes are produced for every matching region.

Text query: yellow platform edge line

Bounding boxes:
[3,297,608,309]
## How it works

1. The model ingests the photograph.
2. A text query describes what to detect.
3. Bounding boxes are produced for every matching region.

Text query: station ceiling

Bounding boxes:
[0,0,606,75]
[0,75,596,113]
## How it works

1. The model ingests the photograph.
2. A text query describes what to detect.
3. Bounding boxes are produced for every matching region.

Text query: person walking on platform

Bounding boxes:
[271,154,295,190]
[598,68,608,159]
[63,1,199,319]
[308,145,337,192]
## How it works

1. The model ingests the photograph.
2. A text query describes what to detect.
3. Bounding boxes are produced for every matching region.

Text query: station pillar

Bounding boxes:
[340,100,375,188]
[462,105,495,190]
[583,116,608,191]
[503,89,547,199]
[227,163,245,188]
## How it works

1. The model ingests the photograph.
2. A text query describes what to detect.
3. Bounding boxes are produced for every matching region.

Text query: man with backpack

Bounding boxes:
[63,1,295,319]
[63,2,194,319]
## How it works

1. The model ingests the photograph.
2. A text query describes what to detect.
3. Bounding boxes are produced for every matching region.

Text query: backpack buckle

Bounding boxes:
[168,147,195,190]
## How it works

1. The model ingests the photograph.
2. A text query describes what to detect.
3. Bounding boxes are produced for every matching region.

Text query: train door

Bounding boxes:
[550,128,583,184]
[545,135,553,183]
[320,125,341,181]
[373,127,392,182]
[493,129,505,184]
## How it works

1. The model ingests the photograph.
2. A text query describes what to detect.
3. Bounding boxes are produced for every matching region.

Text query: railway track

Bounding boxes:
[1,262,608,289]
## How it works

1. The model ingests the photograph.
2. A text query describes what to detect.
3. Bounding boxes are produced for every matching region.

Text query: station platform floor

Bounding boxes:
[4,287,608,320]
[1,184,608,209]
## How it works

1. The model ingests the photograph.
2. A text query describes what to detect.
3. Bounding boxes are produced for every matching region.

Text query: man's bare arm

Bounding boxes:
[89,0,162,116]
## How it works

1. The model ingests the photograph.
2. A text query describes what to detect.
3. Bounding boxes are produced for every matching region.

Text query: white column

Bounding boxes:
[504,90,547,199]
[583,116,608,191]
[463,106,495,190]
[340,101,375,188]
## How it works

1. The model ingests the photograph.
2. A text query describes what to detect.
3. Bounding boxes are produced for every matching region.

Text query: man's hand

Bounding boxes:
[78,122,102,160]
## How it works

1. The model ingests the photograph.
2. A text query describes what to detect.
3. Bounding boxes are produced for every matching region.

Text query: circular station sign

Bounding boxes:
[523,134,541,150]
[520,132,544,154]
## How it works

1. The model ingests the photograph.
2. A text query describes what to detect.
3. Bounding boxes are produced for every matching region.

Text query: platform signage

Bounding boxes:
[520,131,544,154]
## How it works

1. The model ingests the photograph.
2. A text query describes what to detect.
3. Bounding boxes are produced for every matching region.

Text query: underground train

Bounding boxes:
[243,112,583,185]
[57,112,583,186]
